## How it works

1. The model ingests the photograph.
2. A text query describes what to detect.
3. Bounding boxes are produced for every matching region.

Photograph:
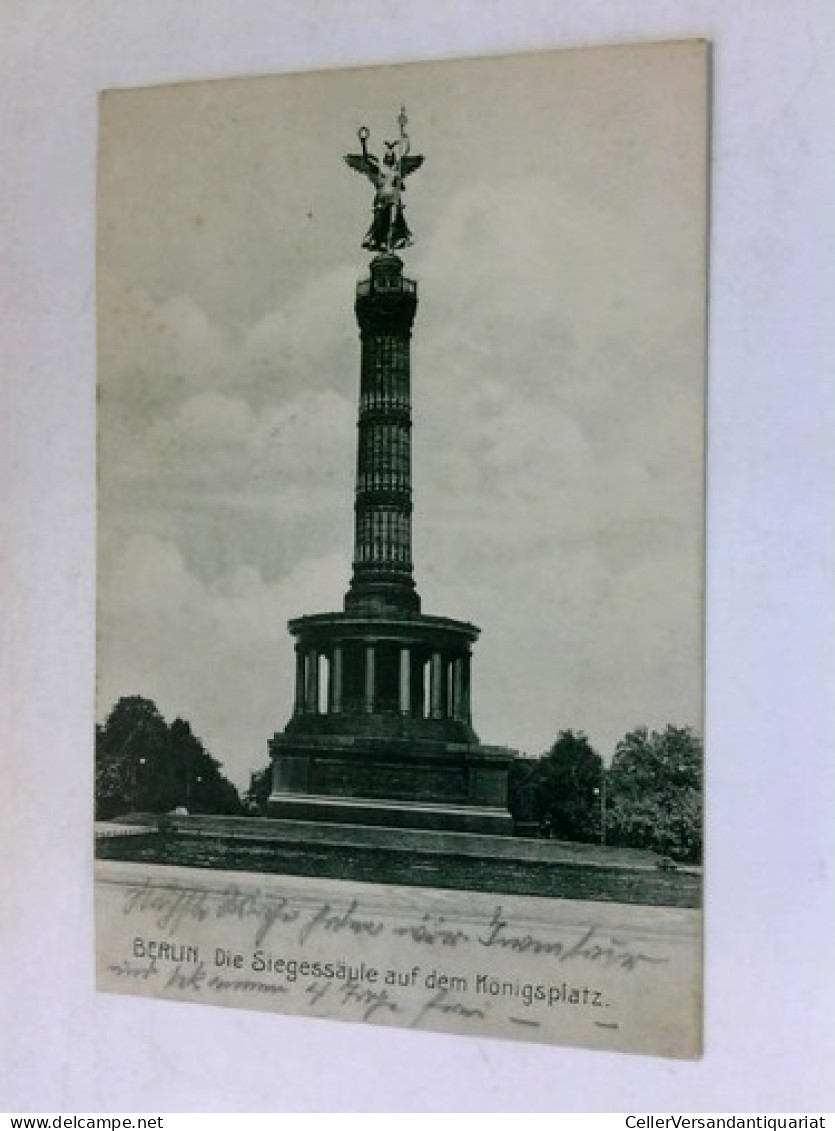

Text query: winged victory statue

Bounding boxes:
[344,107,424,253]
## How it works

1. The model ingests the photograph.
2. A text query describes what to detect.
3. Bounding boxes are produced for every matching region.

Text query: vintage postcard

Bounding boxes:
[95,40,708,1059]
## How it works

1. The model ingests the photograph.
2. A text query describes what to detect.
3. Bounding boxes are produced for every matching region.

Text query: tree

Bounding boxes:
[532,730,604,843]
[507,755,539,828]
[168,718,242,816]
[606,725,702,863]
[95,696,171,818]
[95,696,242,818]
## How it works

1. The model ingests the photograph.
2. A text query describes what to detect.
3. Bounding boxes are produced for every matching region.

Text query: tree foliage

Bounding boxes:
[508,731,604,842]
[606,725,702,863]
[533,730,604,842]
[507,756,539,827]
[509,724,703,861]
[95,696,242,819]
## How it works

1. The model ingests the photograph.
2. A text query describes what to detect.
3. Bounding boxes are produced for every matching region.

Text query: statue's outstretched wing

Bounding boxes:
[344,153,380,182]
[400,155,424,178]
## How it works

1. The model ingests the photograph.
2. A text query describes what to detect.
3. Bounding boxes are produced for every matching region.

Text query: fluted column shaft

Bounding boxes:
[345,254,419,615]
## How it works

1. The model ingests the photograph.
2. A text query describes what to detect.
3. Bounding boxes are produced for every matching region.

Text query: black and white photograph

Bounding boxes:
[93,41,708,1059]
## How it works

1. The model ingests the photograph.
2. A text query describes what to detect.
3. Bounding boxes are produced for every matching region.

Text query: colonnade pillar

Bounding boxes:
[294,640,471,723]
[450,655,472,722]
[364,643,376,714]
[430,651,444,719]
[399,647,411,716]
[451,657,463,720]
[330,644,343,714]
[294,646,306,714]
[305,651,320,714]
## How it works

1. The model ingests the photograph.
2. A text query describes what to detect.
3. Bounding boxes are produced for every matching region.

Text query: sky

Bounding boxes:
[97,41,708,789]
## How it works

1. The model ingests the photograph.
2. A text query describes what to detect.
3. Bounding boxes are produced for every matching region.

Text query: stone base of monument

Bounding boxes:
[95,814,701,908]
[265,793,513,835]
[267,732,515,836]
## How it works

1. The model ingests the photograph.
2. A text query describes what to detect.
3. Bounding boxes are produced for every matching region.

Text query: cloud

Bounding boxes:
[132,386,354,496]
[240,265,360,399]
[98,534,347,788]
[100,356,356,586]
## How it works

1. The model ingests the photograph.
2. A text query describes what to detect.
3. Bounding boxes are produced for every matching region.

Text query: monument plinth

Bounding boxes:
[268,114,515,834]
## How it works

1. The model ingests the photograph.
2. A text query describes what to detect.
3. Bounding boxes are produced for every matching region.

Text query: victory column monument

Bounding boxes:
[268,110,516,833]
